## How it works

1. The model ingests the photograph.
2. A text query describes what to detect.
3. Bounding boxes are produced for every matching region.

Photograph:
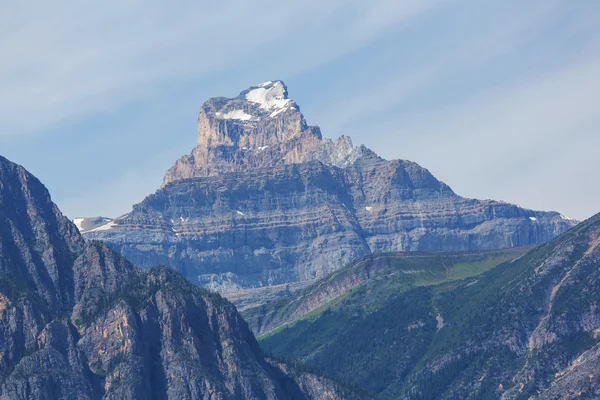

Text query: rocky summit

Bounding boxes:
[0,155,359,400]
[162,80,364,185]
[84,81,577,296]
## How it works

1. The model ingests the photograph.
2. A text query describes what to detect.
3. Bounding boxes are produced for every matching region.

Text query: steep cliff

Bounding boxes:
[84,81,577,296]
[0,155,356,400]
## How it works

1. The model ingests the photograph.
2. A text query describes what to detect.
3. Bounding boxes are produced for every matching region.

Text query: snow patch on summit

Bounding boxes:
[72,216,113,233]
[215,109,254,121]
[246,81,291,111]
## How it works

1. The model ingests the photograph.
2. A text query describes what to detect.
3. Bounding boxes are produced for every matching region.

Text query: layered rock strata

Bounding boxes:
[85,81,578,295]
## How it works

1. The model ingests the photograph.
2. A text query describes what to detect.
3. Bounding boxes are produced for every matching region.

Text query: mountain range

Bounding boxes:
[0,154,359,399]
[1,79,597,400]
[82,81,577,304]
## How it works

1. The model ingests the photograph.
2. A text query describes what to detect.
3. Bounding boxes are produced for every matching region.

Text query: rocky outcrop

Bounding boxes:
[539,342,600,399]
[0,155,354,399]
[226,281,312,312]
[270,361,371,400]
[84,81,578,296]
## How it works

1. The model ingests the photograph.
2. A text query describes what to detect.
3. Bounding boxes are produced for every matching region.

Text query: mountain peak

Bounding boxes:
[196,79,305,148]
[163,81,373,185]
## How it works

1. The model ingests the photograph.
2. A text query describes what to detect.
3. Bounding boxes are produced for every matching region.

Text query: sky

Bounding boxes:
[1,0,598,221]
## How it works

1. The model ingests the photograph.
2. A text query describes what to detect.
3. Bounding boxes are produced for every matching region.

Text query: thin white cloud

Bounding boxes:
[375,56,600,220]
[293,0,600,220]
[57,143,189,219]
[3,0,598,221]
[0,0,440,135]
[308,0,567,136]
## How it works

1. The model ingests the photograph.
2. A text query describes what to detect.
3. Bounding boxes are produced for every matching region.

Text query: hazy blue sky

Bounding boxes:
[1,1,598,220]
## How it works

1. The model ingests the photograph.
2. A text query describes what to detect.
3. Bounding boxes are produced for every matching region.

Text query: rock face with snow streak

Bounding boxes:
[73,216,113,233]
[85,81,578,294]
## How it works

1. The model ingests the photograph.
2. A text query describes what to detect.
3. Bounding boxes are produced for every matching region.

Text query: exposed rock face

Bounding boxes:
[85,81,577,295]
[0,155,354,399]
[227,281,312,312]
[270,361,369,400]
[539,342,600,399]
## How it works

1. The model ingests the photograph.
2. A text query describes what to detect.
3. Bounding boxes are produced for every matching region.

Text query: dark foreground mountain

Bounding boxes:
[83,81,577,299]
[0,155,359,399]
[260,213,600,399]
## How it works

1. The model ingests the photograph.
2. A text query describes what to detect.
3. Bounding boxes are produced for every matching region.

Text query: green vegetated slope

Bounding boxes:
[245,247,529,338]
[258,214,600,399]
